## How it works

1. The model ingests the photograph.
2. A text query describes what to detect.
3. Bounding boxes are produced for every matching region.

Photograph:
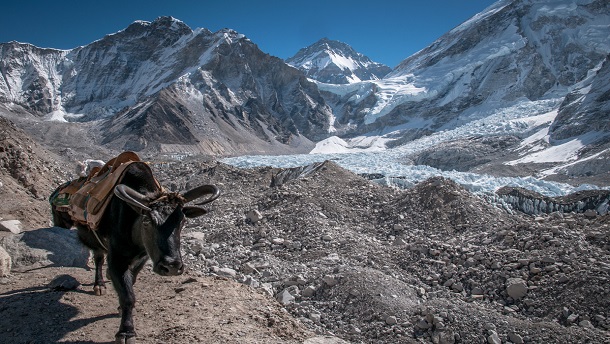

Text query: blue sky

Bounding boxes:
[1,0,498,68]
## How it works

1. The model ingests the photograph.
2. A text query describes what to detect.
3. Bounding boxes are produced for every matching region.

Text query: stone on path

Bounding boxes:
[506,278,528,299]
[0,245,11,277]
[0,220,22,234]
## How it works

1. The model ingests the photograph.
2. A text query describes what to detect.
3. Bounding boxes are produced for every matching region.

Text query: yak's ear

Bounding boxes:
[182,206,208,218]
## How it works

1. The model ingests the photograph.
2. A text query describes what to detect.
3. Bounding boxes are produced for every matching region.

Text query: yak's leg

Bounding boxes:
[129,254,149,285]
[76,227,108,295]
[108,254,138,344]
[52,206,74,229]
[92,249,107,296]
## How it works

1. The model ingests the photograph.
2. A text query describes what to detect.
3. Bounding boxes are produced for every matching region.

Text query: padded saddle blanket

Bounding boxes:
[50,151,159,230]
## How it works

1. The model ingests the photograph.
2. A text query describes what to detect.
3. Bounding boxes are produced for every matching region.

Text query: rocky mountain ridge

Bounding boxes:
[315,0,610,184]
[322,0,610,135]
[0,17,333,155]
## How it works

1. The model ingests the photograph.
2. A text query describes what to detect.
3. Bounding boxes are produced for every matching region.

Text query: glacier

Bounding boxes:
[223,148,606,198]
[223,95,609,197]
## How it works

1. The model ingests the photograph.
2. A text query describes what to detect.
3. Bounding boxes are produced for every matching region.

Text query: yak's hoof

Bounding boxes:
[115,333,136,344]
[93,285,106,296]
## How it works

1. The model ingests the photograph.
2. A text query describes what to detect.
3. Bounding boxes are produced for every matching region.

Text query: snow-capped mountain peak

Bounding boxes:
[319,0,609,135]
[304,0,610,185]
[0,18,334,155]
[286,37,391,84]
[100,16,194,47]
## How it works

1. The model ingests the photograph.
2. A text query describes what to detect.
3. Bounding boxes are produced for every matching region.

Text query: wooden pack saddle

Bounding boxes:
[50,151,160,230]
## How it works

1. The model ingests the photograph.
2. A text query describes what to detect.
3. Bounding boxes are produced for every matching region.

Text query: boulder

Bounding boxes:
[215,267,237,278]
[584,209,597,219]
[385,315,398,325]
[302,285,317,297]
[0,220,22,234]
[506,278,528,299]
[276,288,295,305]
[49,274,81,291]
[509,332,525,344]
[0,227,89,269]
[246,209,263,223]
[488,331,501,344]
[323,275,339,286]
[303,336,350,344]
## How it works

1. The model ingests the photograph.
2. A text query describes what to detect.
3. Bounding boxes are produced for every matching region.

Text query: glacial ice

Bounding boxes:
[223,149,607,198]
[223,98,608,198]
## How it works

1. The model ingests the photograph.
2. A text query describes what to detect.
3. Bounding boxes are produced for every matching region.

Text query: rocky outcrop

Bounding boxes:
[0,227,89,269]
[0,245,11,277]
[550,54,610,141]
[270,161,327,187]
[495,186,610,216]
[413,135,520,171]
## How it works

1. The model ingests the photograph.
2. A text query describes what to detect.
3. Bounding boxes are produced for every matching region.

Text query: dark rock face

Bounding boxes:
[413,136,520,172]
[550,54,610,141]
[203,36,332,143]
[100,89,198,151]
[270,161,327,187]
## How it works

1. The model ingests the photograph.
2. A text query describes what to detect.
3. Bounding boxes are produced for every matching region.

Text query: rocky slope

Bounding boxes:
[144,159,610,344]
[0,117,71,228]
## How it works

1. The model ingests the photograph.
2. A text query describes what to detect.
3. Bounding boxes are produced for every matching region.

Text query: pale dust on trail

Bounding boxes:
[0,266,312,344]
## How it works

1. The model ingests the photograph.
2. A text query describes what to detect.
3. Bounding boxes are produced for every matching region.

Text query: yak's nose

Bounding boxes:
[154,257,184,276]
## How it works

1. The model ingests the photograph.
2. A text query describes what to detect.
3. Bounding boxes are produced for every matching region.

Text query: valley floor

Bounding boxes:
[1,158,609,343]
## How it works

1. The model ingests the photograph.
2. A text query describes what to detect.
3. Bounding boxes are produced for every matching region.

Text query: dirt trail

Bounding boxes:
[0,266,313,344]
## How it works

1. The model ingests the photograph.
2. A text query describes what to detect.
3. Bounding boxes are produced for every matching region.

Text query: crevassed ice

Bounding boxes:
[222,97,607,197]
[222,150,606,197]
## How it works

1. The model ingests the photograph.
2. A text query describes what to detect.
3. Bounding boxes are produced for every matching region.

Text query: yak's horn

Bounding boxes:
[114,184,151,212]
[182,184,220,205]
